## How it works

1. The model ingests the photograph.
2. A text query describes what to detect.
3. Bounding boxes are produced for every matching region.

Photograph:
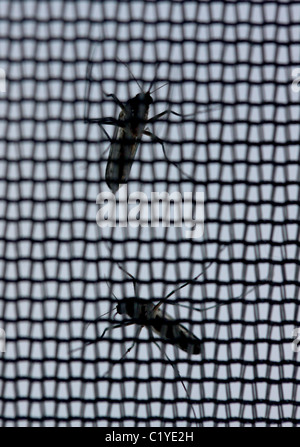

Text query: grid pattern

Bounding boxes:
[0,0,299,427]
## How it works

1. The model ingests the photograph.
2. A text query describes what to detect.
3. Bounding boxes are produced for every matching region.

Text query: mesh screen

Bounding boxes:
[0,0,299,427]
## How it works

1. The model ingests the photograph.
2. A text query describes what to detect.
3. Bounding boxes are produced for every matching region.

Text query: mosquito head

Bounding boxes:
[127,93,153,122]
[132,92,153,107]
[116,300,127,316]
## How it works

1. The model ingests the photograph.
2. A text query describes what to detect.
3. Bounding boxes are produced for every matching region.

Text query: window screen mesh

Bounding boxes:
[0,0,299,427]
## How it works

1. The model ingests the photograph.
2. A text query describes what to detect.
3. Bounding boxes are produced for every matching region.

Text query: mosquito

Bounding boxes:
[73,244,228,362]
[72,245,268,426]
[72,246,230,425]
[102,256,260,361]
[84,57,217,194]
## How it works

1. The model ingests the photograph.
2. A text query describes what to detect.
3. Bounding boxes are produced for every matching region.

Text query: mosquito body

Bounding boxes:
[104,91,155,193]
[117,297,201,355]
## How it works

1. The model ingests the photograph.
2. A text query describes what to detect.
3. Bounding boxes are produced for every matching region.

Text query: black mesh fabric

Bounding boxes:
[0,0,299,427]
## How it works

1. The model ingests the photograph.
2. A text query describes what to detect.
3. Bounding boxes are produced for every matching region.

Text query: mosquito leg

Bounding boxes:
[84,51,114,124]
[85,284,118,332]
[84,117,122,126]
[105,93,127,112]
[146,109,189,124]
[102,326,143,378]
[71,321,134,355]
[84,117,126,148]
[98,125,112,144]
[169,271,270,315]
[84,56,96,124]
[147,106,221,124]
[147,109,169,123]
[184,283,265,314]
[151,336,200,427]
[84,48,125,119]
[119,326,143,363]
[146,109,190,125]
[143,129,194,182]
[153,246,228,313]
[83,56,114,168]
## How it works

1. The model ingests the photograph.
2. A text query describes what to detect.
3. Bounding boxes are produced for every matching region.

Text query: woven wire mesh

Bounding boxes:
[0,0,300,427]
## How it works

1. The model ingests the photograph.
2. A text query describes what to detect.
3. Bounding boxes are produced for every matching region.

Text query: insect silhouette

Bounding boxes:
[72,247,231,425]
[84,58,212,193]
[115,265,203,355]
[98,248,261,362]
[72,245,266,426]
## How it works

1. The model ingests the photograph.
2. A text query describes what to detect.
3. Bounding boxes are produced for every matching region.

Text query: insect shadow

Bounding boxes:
[84,57,217,194]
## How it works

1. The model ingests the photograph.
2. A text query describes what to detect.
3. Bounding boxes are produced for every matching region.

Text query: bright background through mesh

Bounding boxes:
[0,0,299,427]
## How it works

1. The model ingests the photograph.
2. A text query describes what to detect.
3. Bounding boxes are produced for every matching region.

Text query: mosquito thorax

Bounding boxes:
[116,298,149,319]
[129,93,153,112]
[139,92,154,105]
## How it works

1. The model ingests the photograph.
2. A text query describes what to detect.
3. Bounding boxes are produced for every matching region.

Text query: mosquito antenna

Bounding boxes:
[150,81,169,95]
[148,61,161,92]
[84,44,98,123]
[116,57,144,93]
